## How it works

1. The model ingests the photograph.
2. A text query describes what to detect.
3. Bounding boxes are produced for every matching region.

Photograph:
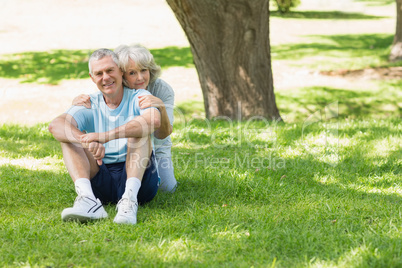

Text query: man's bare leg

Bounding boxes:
[126,136,152,180]
[114,136,151,225]
[60,142,108,222]
[61,142,100,182]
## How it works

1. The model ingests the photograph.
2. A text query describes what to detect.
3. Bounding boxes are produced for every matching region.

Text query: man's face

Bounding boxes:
[123,59,150,90]
[89,56,123,96]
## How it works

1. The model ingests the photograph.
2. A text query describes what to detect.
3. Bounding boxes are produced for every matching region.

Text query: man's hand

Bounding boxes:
[72,94,91,109]
[82,141,105,165]
[80,132,111,144]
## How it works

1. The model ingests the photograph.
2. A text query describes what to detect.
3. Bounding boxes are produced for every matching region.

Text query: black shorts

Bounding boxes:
[90,151,160,205]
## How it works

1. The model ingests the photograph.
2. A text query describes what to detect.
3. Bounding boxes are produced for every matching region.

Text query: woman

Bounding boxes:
[73,44,177,192]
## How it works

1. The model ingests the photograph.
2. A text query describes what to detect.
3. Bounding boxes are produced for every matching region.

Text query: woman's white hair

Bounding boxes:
[115,44,161,84]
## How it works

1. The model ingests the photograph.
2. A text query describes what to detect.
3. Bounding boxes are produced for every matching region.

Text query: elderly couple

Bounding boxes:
[48,45,176,225]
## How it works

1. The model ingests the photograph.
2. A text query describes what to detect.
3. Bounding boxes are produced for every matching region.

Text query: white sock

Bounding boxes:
[122,177,141,202]
[75,178,96,199]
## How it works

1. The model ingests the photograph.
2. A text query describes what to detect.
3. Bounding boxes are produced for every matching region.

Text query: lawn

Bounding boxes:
[0,83,401,267]
[0,1,401,267]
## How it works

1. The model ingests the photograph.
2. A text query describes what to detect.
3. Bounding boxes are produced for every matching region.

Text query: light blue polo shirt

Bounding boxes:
[66,87,157,164]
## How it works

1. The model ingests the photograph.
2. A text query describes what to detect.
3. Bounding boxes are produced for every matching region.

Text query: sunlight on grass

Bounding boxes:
[153,238,205,263]
[280,146,304,158]
[311,244,377,267]
[0,156,63,171]
[212,224,250,240]
[0,116,401,266]
[372,136,400,158]
[301,131,340,164]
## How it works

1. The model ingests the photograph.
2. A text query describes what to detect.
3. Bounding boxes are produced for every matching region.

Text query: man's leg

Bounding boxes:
[60,142,108,222]
[113,136,151,224]
[61,142,100,182]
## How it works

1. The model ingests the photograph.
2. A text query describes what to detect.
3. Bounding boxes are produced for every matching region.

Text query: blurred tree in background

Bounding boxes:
[389,0,402,61]
[274,0,301,13]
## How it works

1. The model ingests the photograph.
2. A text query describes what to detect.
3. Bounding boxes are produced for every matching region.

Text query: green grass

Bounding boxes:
[1,3,401,266]
[270,10,388,19]
[0,49,92,84]
[0,113,401,267]
[272,33,396,71]
[354,0,394,6]
[275,80,402,122]
[0,80,401,266]
[0,33,396,84]
[0,46,194,85]
[173,76,401,124]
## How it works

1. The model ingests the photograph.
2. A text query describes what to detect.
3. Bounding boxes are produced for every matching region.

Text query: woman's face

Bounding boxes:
[123,59,150,89]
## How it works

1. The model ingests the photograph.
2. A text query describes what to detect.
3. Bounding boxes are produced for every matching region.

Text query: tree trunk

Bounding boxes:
[166,0,282,121]
[390,0,402,62]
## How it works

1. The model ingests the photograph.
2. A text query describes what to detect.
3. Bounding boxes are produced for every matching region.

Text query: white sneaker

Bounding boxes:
[113,198,138,225]
[61,195,108,222]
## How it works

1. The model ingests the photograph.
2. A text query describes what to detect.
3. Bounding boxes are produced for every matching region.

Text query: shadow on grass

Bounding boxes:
[270,10,388,19]
[0,123,60,159]
[0,46,193,85]
[173,81,401,124]
[0,165,71,210]
[0,49,91,85]
[276,85,402,122]
[173,100,206,124]
[0,119,401,266]
[272,33,394,64]
[150,46,194,69]
[355,0,394,6]
[0,34,395,86]
[151,120,402,266]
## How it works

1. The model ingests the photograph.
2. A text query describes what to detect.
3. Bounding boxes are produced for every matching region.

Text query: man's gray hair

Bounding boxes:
[88,48,120,75]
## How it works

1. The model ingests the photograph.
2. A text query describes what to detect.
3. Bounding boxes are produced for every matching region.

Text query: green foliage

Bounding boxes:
[0,46,194,85]
[274,0,301,13]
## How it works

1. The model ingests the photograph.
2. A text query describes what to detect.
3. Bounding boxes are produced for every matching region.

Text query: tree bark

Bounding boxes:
[390,0,402,62]
[166,0,282,121]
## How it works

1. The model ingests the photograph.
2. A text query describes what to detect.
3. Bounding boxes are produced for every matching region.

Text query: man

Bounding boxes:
[48,48,161,225]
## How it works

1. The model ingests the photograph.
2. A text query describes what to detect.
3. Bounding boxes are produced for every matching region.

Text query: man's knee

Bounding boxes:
[127,136,151,150]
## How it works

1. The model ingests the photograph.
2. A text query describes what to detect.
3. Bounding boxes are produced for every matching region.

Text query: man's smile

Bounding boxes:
[104,81,114,87]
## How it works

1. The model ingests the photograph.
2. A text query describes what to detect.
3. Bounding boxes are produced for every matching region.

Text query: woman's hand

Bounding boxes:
[139,95,172,139]
[72,94,91,108]
[138,95,165,110]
